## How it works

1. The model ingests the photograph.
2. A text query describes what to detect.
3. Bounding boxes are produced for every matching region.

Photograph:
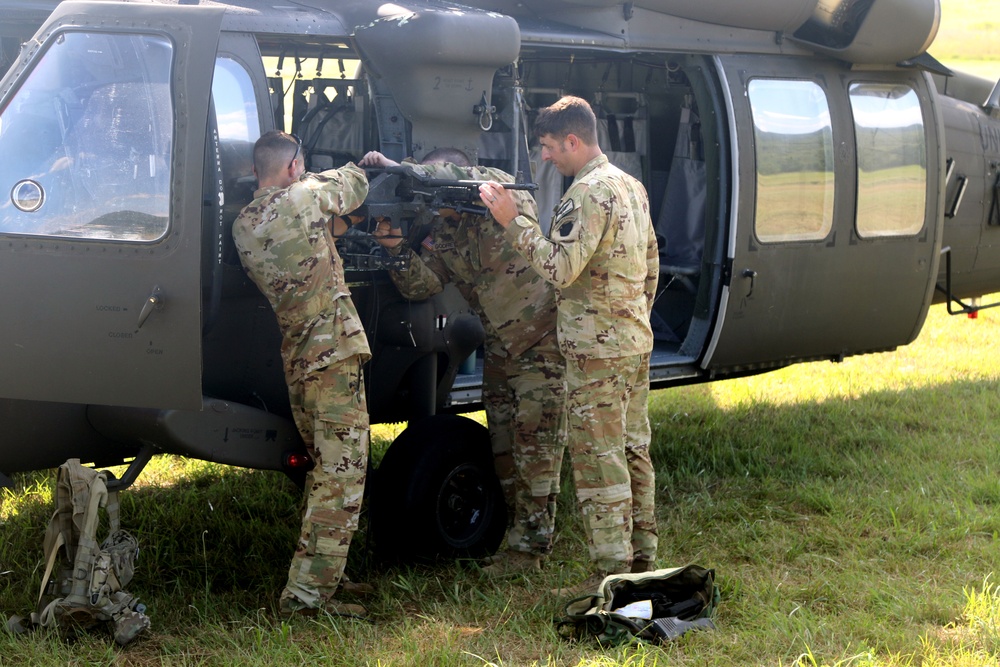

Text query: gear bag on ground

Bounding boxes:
[6,459,150,645]
[556,564,719,646]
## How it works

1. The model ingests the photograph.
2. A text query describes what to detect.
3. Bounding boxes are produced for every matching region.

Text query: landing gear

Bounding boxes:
[370,414,507,562]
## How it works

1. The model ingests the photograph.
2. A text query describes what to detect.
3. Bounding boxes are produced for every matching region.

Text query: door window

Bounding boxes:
[850,82,926,237]
[0,31,173,241]
[748,79,835,243]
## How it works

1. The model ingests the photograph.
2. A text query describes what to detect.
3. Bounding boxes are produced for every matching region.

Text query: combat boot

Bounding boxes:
[549,571,610,599]
[631,558,657,573]
[338,575,376,597]
[479,550,542,577]
[278,596,368,619]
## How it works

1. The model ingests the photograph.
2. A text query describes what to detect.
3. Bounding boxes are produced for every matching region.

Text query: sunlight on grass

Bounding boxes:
[372,421,407,443]
[707,303,1000,408]
[783,576,1000,667]
[0,473,50,520]
[955,575,1000,653]
[373,414,487,444]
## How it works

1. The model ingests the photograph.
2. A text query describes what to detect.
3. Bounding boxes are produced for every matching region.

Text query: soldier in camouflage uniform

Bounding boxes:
[231,130,371,617]
[360,148,565,570]
[481,96,659,593]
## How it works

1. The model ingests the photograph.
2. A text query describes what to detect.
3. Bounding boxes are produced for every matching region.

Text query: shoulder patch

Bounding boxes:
[553,217,581,242]
[553,198,575,223]
[551,198,581,242]
[421,235,435,252]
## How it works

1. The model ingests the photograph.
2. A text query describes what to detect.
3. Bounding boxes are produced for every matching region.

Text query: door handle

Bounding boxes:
[137,287,162,329]
[741,269,757,298]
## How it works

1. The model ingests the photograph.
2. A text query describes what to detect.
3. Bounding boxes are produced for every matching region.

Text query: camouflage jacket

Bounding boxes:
[504,154,657,360]
[232,164,371,383]
[388,163,557,359]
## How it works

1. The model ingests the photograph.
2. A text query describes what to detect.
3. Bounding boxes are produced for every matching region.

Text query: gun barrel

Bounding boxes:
[500,182,538,192]
[365,167,537,191]
[421,178,538,191]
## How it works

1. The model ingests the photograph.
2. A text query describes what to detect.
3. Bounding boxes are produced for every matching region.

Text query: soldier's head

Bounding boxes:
[252,130,305,188]
[420,147,472,167]
[534,96,601,177]
[421,148,472,222]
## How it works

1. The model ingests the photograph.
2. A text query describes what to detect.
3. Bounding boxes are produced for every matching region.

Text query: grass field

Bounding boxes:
[3,299,1000,666]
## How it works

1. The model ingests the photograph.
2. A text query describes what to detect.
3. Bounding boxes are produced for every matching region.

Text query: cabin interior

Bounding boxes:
[239,37,721,370]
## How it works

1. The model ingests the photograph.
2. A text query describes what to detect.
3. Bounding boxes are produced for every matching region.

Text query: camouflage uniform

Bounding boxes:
[386,161,566,557]
[231,164,371,610]
[504,154,658,572]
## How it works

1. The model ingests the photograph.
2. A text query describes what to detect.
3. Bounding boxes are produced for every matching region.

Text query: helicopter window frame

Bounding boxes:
[849,81,927,239]
[0,29,175,243]
[747,77,836,244]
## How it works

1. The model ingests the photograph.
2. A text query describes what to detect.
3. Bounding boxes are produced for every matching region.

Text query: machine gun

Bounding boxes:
[413,175,538,218]
[338,165,537,272]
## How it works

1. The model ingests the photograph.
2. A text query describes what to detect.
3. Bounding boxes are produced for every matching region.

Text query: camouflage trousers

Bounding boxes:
[565,353,657,572]
[482,331,566,556]
[282,355,369,609]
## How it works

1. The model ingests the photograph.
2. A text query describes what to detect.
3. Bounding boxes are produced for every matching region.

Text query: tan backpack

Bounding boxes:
[9,459,150,645]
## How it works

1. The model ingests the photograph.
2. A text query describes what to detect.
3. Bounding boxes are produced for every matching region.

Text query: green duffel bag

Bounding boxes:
[556,564,719,646]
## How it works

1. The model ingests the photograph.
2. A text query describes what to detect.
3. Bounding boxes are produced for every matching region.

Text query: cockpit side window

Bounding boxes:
[212,57,260,231]
[748,78,835,243]
[0,31,173,241]
[849,82,926,238]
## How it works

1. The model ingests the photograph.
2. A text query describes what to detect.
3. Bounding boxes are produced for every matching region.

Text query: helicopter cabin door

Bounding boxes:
[0,2,224,409]
[702,55,943,373]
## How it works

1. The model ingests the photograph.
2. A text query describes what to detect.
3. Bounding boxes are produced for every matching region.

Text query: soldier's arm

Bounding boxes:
[375,219,449,300]
[308,162,369,216]
[411,162,465,180]
[374,219,446,300]
[499,187,605,289]
[387,244,448,301]
[645,213,659,313]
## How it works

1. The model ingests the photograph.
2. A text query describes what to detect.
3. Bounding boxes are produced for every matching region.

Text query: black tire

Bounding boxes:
[371,415,507,562]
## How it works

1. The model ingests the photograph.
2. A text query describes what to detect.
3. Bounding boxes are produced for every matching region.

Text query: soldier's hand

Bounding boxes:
[359,151,398,168]
[373,218,404,248]
[479,181,518,228]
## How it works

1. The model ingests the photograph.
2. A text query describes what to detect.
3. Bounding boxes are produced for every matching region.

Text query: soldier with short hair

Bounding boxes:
[232,130,371,617]
[360,148,565,571]
[481,95,659,595]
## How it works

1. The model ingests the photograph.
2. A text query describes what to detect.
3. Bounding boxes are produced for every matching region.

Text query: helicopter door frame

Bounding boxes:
[0,2,224,409]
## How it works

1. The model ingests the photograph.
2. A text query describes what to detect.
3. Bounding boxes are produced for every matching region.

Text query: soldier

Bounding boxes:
[232,130,372,617]
[481,96,659,595]
[359,148,565,572]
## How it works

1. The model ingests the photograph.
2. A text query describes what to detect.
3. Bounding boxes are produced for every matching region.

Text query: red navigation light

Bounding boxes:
[284,452,312,469]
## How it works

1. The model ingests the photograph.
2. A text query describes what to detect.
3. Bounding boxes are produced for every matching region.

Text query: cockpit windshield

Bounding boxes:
[0,31,173,241]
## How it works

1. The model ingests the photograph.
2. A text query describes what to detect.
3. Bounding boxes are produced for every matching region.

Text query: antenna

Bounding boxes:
[985,77,1000,119]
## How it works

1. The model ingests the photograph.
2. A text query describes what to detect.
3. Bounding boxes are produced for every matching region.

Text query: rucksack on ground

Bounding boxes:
[6,459,150,645]
[556,564,719,646]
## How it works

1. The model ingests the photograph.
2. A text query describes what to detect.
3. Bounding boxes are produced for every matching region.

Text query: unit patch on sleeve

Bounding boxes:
[551,198,580,242]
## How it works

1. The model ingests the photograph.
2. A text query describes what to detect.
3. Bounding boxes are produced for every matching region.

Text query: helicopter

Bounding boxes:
[0,0,998,561]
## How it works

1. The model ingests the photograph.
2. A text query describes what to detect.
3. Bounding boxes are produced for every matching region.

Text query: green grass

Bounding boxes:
[3,299,1000,666]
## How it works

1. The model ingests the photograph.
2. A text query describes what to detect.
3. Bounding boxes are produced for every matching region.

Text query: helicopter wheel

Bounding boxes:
[370,414,507,562]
